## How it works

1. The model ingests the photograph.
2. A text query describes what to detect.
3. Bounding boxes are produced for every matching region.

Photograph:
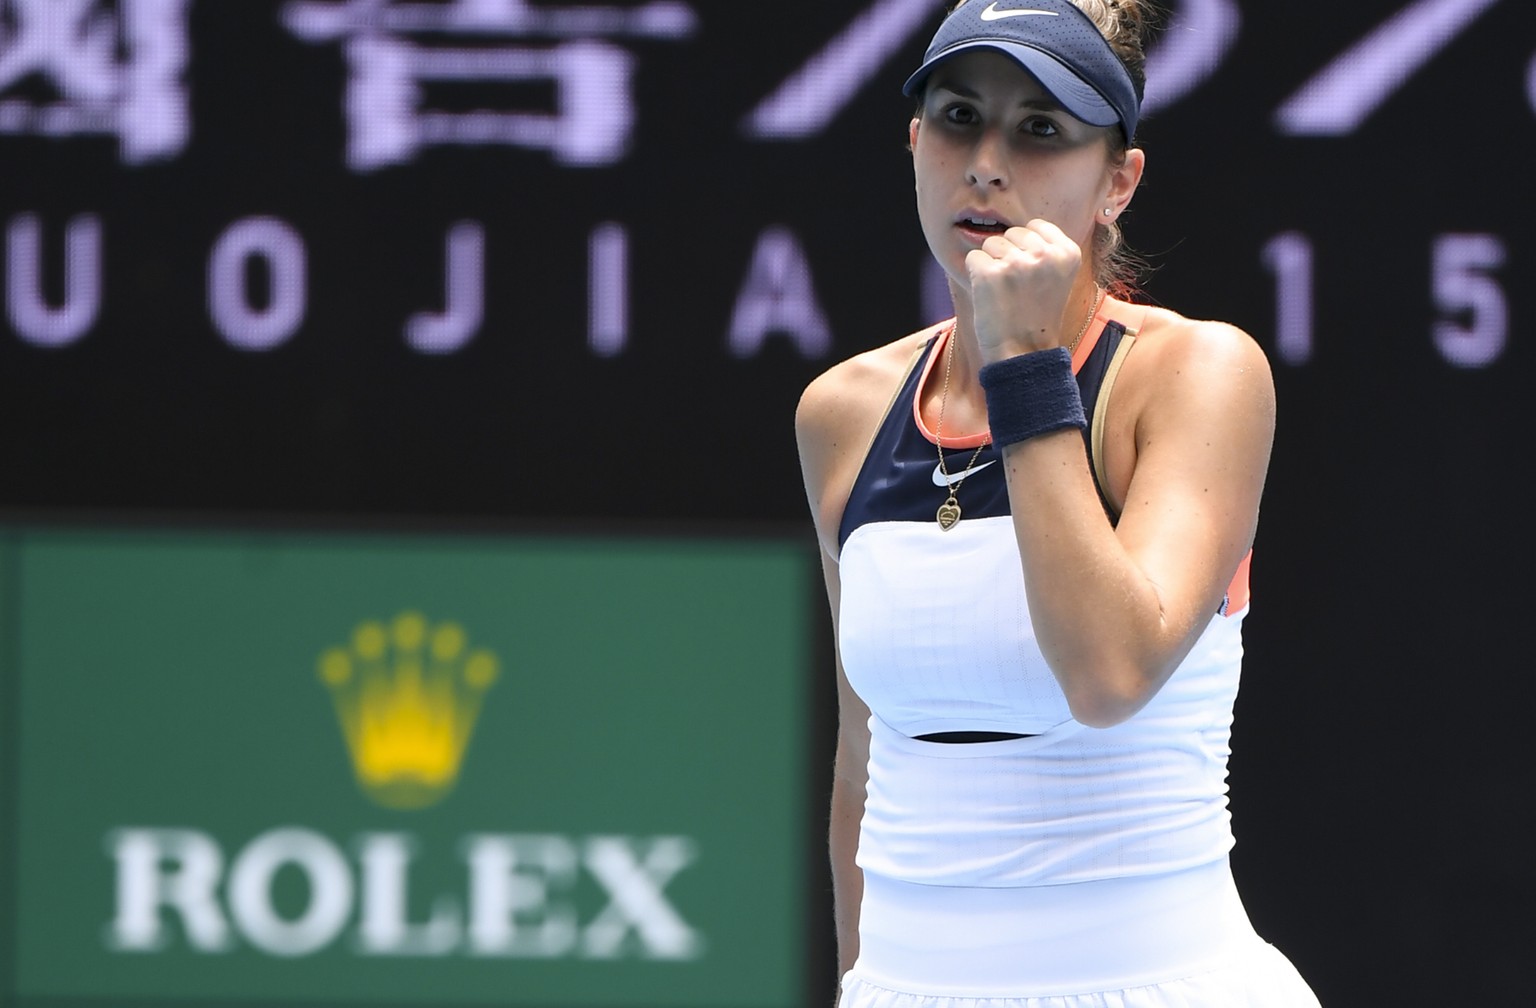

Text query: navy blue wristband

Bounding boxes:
[978,347,1086,447]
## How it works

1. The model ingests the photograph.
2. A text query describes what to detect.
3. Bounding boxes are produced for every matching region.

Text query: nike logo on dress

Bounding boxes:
[932,459,998,487]
[979,3,1059,20]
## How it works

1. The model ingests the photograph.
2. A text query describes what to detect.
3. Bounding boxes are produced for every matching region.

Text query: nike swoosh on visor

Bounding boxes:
[979,3,1060,21]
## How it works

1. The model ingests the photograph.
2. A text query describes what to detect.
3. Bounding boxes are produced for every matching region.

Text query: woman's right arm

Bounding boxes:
[822,552,872,978]
[796,354,893,992]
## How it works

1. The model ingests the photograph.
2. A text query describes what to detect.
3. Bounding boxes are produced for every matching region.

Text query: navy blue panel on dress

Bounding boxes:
[838,321,1129,550]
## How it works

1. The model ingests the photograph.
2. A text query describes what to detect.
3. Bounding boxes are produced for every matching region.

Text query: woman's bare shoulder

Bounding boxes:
[1130,304,1271,374]
[796,327,941,551]
[1115,303,1275,442]
[795,329,937,451]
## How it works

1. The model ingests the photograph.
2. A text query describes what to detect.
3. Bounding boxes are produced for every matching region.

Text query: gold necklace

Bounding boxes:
[933,328,989,531]
[933,287,1104,531]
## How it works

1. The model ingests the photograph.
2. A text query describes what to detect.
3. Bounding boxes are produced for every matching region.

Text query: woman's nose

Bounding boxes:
[966,130,1010,189]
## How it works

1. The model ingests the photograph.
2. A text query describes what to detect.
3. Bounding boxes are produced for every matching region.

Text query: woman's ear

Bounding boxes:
[1103,147,1145,222]
[908,117,920,152]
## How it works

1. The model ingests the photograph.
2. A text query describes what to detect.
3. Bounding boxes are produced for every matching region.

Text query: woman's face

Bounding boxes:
[910,49,1136,290]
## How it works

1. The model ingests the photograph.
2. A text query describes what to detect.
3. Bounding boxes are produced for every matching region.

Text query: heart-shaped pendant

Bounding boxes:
[936,498,961,531]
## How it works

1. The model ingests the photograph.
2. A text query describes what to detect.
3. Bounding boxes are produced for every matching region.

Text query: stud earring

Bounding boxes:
[1103,207,1114,217]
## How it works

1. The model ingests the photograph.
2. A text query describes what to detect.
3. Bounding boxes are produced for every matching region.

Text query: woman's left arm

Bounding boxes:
[1000,319,1275,727]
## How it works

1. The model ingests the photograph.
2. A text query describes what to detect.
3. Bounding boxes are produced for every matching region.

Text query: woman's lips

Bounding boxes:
[955,214,1008,243]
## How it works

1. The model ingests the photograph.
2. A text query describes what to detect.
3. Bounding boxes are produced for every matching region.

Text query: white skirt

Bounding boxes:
[839,858,1319,1008]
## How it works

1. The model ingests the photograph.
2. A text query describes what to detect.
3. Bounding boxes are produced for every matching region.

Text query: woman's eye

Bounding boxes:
[943,104,977,125]
[1021,117,1059,137]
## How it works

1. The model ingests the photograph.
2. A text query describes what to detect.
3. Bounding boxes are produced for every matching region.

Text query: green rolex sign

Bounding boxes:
[0,526,813,1007]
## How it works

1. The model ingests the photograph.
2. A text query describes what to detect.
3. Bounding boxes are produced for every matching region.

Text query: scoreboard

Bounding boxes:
[2,0,1525,521]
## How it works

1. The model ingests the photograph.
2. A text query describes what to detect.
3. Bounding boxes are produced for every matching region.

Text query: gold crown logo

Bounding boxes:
[318,611,499,810]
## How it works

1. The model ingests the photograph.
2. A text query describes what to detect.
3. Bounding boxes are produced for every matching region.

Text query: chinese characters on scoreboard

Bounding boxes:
[0,0,698,167]
[281,0,697,170]
[0,0,189,163]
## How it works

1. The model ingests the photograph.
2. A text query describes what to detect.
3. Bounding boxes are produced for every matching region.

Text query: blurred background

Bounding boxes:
[1,0,1531,1005]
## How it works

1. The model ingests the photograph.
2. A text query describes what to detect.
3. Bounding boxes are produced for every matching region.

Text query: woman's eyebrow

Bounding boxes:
[930,82,1067,112]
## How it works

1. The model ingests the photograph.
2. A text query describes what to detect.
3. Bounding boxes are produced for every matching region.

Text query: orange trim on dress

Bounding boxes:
[911,322,984,447]
[1224,550,1252,615]
[1070,294,1113,371]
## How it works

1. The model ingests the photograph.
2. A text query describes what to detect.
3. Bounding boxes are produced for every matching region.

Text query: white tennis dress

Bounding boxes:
[833,316,1320,1007]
